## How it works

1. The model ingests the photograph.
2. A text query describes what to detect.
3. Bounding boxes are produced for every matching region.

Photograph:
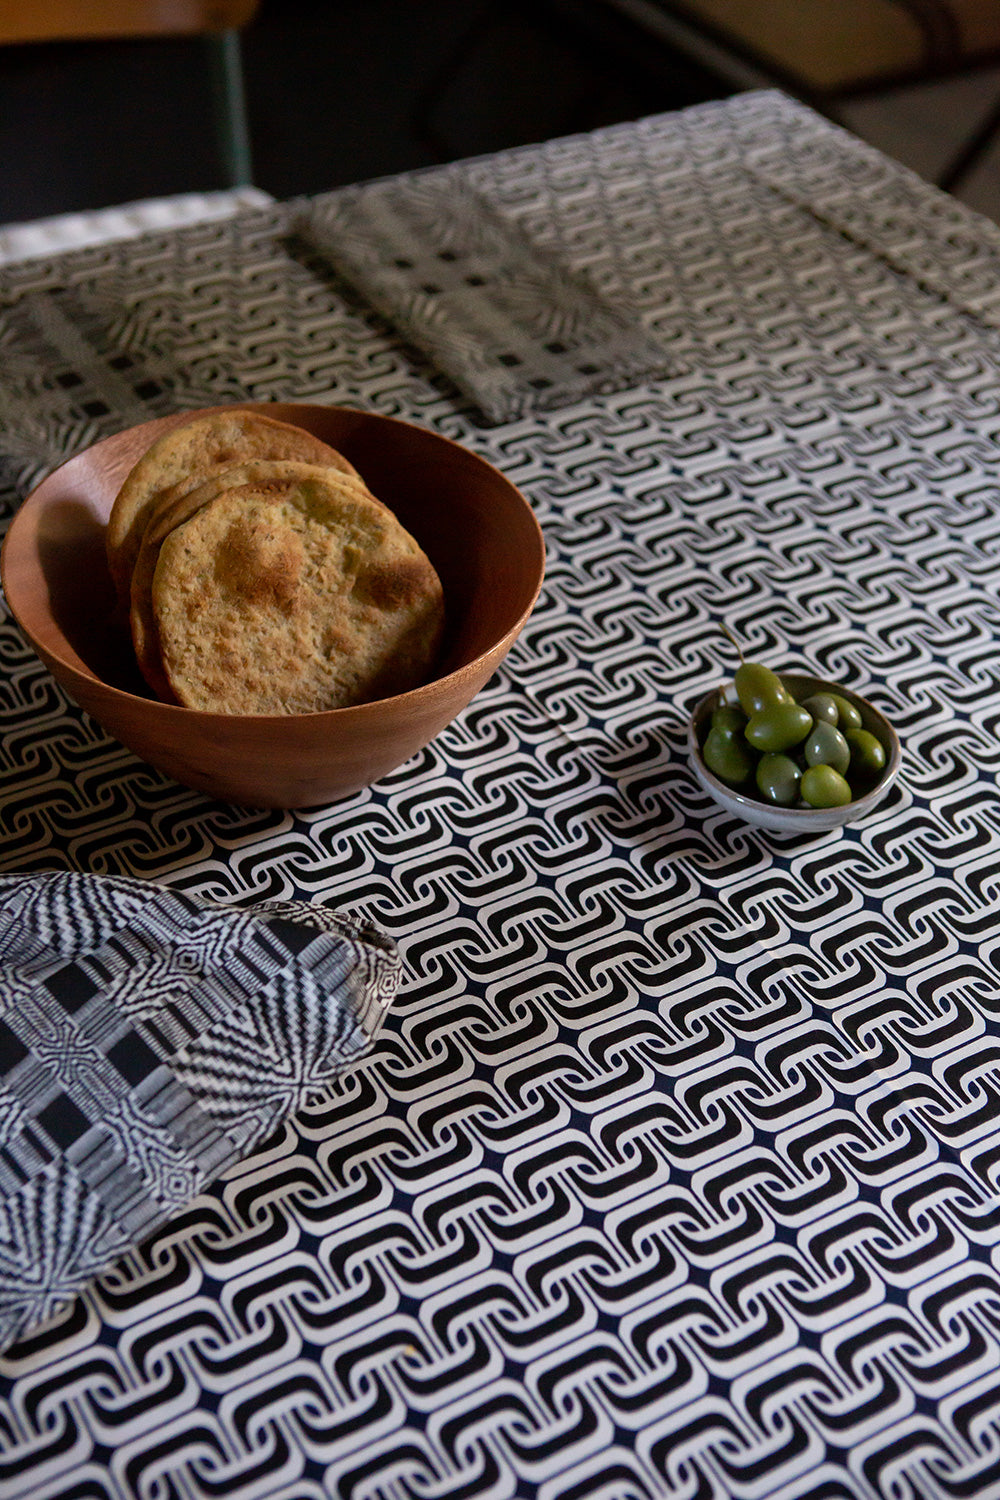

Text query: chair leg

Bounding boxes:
[206,30,253,189]
[935,90,1000,193]
[409,0,499,162]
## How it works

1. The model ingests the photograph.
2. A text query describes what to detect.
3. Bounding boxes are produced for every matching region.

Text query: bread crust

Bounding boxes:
[106,409,361,602]
[151,470,444,714]
[129,459,376,702]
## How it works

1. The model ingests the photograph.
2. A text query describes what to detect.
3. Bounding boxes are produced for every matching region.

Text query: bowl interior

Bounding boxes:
[4,402,545,701]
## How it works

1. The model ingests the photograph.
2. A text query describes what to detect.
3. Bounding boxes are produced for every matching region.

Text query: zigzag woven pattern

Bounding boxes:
[2,91,1000,1498]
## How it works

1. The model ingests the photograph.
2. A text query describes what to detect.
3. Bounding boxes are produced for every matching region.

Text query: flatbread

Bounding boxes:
[129,459,376,702]
[106,409,361,601]
[152,469,445,714]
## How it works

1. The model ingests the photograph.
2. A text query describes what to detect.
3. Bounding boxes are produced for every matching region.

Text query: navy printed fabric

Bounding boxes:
[0,873,399,1350]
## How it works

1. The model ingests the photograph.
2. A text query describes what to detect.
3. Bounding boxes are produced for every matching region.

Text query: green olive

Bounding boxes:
[755,752,801,806]
[801,764,852,807]
[804,722,850,776]
[734,661,790,716]
[745,701,813,753]
[711,704,749,736]
[830,693,862,734]
[704,641,895,818]
[703,724,755,786]
[846,728,886,778]
[800,692,839,726]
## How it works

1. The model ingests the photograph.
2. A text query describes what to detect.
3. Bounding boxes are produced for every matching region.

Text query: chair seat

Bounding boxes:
[668,0,1000,93]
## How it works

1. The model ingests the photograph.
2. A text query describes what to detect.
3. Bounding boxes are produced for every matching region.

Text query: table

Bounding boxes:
[2,89,1000,1500]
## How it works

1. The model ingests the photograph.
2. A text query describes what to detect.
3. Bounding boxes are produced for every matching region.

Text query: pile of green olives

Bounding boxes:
[700,661,887,809]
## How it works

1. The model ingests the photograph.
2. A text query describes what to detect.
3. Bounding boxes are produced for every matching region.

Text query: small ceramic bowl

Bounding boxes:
[1,402,545,809]
[687,672,901,832]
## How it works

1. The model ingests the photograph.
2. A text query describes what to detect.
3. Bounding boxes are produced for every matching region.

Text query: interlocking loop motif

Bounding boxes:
[2,92,1000,1500]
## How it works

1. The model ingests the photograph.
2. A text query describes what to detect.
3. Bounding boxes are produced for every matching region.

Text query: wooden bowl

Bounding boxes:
[1,403,545,808]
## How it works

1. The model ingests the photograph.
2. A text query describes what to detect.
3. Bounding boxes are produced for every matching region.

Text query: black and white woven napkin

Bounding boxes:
[299,174,672,424]
[0,871,400,1350]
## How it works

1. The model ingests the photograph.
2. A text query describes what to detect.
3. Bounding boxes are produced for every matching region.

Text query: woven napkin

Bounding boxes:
[0,871,400,1350]
[299,174,672,424]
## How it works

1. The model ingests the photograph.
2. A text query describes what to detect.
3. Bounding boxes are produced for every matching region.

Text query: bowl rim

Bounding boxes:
[1,401,547,724]
[687,671,902,831]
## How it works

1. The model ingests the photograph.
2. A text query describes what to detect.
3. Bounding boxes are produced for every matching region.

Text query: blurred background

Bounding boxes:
[2,0,1000,229]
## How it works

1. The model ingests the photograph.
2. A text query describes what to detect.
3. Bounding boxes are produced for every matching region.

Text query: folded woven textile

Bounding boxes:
[0,871,400,1351]
[300,174,673,424]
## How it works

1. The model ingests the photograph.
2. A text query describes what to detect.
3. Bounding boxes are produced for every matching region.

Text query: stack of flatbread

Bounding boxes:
[106,410,445,715]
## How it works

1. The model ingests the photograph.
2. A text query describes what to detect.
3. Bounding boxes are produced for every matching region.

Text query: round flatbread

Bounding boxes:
[129,459,377,702]
[152,469,444,714]
[106,409,361,601]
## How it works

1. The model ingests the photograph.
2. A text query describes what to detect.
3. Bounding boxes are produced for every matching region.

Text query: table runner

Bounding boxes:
[1,89,1000,1499]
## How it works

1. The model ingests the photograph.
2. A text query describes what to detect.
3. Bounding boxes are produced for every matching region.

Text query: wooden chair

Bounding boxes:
[0,1,260,187]
[596,0,1000,191]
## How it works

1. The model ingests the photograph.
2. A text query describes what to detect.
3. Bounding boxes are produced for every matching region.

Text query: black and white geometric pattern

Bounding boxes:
[1,90,1000,1498]
[0,871,399,1351]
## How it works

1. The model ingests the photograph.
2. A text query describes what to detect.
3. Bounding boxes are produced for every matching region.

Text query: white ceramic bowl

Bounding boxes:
[687,672,901,832]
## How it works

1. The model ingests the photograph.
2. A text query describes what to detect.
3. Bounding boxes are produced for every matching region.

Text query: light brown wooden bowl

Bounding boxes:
[1,403,545,808]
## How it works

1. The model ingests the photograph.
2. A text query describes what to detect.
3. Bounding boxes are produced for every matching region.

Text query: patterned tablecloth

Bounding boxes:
[2,89,1000,1500]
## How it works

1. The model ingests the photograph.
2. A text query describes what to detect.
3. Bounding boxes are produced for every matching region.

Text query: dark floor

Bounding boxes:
[0,0,728,225]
